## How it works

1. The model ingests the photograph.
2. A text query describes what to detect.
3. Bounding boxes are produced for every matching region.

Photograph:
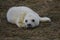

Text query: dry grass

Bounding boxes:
[0,0,60,40]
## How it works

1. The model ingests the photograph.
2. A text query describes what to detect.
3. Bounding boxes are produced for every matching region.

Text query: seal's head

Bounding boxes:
[23,14,40,28]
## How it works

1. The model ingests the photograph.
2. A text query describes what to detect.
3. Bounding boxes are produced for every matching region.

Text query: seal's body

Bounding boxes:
[7,6,51,28]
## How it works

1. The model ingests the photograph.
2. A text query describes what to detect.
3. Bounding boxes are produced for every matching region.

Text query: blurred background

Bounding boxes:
[0,0,60,40]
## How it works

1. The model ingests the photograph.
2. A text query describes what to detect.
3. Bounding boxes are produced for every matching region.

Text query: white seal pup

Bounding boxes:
[7,6,51,28]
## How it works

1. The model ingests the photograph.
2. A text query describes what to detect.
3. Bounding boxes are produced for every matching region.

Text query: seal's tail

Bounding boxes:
[40,17,51,22]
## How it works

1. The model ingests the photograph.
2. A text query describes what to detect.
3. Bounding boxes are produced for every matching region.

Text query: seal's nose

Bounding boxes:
[27,24,32,27]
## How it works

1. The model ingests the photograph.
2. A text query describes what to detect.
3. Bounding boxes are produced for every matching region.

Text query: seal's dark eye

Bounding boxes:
[25,20,28,22]
[32,19,35,22]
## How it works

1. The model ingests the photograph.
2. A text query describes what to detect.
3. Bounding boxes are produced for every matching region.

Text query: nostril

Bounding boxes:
[27,24,31,26]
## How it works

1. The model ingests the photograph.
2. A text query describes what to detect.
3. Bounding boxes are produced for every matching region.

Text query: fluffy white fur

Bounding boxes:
[7,6,51,28]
